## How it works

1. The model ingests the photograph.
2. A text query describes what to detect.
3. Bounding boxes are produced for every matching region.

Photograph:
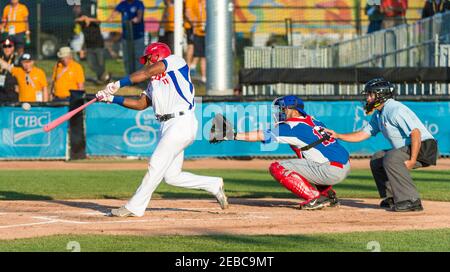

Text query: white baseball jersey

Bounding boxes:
[143,55,195,115]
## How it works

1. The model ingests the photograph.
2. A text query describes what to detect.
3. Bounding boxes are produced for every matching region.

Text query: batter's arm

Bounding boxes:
[118,94,152,111]
[235,130,265,142]
[129,61,166,84]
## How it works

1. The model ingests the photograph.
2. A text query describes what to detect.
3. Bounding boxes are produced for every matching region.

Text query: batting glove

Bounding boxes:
[96,90,114,103]
[103,81,121,95]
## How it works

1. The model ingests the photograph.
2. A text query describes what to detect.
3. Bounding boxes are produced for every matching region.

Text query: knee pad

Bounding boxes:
[269,162,320,203]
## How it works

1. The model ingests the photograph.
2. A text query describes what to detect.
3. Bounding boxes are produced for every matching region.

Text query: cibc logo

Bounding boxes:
[12,112,50,146]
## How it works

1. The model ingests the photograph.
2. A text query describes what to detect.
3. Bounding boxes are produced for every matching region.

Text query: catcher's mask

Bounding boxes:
[361,77,395,115]
[272,95,307,123]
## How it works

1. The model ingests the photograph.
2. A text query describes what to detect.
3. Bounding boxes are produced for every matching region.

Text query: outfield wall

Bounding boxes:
[0,101,448,160]
[85,101,449,158]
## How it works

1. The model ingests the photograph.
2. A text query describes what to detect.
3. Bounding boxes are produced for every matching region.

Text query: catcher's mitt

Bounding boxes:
[209,113,236,144]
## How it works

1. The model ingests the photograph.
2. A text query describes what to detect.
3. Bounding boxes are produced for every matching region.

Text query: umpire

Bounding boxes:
[325,78,438,212]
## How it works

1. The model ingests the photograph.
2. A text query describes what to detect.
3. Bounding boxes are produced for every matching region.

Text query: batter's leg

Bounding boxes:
[125,138,185,217]
[164,151,223,195]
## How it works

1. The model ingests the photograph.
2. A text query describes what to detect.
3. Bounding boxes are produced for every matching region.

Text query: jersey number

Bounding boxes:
[312,126,336,147]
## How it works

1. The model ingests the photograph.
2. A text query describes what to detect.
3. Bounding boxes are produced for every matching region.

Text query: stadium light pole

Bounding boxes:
[206,0,234,96]
[174,0,183,56]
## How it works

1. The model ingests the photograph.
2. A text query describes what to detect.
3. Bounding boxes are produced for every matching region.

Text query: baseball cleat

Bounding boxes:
[394,199,423,212]
[109,206,136,217]
[379,197,394,210]
[300,198,326,210]
[326,189,340,207]
[215,183,229,210]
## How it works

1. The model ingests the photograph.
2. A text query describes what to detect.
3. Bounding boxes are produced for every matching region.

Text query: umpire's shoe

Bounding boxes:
[394,199,424,212]
[215,182,229,210]
[379,197,394,210]
[110,206,136,217]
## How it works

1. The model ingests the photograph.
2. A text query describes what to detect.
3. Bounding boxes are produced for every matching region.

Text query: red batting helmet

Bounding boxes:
[139,42,171,65]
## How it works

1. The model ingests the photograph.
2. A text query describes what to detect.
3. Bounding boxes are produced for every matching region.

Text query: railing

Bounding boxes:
[242,11,450,96]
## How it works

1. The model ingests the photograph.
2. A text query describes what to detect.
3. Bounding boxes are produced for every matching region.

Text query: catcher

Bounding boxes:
[210,95,351,210]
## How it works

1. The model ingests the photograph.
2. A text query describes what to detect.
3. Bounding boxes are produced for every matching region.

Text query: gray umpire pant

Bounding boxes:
[370,146,422,203]
[279,159,350,186]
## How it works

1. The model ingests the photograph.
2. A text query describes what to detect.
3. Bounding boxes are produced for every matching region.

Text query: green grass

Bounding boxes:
[0,169,449,201]
[1,229,449,252]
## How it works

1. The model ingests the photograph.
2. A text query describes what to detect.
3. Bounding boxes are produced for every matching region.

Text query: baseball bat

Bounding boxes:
[43,98,98,133]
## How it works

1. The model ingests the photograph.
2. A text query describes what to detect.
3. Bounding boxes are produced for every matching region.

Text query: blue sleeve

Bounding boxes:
[362,114,380,136]
[262,124,297,144]
[391,108,421,137]
[115,3,123,12]
[138,1,145,10]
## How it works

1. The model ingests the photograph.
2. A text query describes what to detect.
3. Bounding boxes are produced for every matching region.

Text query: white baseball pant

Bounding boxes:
[125,111,223,216]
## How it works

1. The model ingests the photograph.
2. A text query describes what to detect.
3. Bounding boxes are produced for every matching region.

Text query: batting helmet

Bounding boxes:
[139,42,171,65]
[361,77,395,114]
[272,95,307,122]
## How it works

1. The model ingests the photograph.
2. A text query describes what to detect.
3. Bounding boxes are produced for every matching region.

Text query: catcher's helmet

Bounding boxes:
[361,77,395,114]
[139,42,171,65]
[272,95,307,122]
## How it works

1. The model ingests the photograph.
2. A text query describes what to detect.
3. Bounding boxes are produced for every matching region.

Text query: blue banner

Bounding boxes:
[86,101,450,158]
[0,106,69,159]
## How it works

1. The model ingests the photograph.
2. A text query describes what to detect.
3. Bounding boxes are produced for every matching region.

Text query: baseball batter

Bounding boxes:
[96,42,228,217]
[210,95,351,210]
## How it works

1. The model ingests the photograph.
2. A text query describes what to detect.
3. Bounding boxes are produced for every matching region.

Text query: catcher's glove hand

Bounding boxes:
[209,113,236,144]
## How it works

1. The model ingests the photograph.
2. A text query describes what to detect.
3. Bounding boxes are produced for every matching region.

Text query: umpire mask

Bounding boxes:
[361,78,395,115]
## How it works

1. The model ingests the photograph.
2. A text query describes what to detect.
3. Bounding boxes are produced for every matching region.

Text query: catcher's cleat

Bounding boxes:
[326,188,340,207]
[109,206,136,217]
[215,183,229,210]
[300,196,328,210]
[316,185,340,207]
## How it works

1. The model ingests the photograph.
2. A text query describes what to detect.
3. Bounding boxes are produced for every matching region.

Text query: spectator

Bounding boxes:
[51,47,85,101]
[185,0,206,83]
[75,9,111,84]
[365,3,384,33]
[0,37,18,102]
[422,0,450,18]
[159,0,175,51]
[0,53,48,102]
[0,0,30,57]
[70,4,85,61]
[183,0,195,70]
[381,0,408,29]
[108,0,146,74]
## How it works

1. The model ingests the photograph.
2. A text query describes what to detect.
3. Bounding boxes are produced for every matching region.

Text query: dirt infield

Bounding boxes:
[1,158,449,171]
[1,198,450,240]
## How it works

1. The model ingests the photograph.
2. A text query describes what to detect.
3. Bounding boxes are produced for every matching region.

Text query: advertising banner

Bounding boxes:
[86,101,449,158]
[0,107,69,159]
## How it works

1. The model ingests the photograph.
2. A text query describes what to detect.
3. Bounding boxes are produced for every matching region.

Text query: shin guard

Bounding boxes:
[269,162,320,204]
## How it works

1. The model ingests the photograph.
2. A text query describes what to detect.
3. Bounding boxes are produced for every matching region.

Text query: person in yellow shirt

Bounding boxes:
[0,52,48,102]
[0,0,30,56]
[183,0,195,68]
[185,0,206,83]
[51,47,85,101]
[159,0,175,51]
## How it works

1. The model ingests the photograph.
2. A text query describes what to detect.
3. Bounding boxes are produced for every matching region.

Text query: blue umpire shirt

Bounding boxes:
[115,0,145,40]
[362,99,434,149]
